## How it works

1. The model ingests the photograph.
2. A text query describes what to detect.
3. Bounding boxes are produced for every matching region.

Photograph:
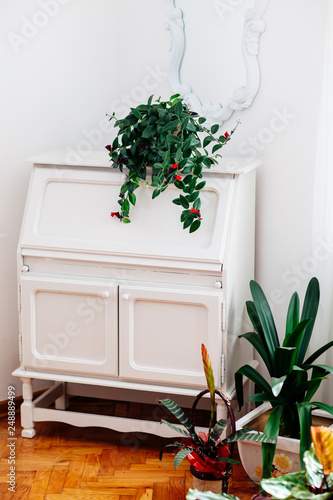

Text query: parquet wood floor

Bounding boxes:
[0,397,260,500]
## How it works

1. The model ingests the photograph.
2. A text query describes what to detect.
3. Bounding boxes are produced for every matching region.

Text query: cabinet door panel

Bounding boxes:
[119,285,222,386]
[21,276,118,376]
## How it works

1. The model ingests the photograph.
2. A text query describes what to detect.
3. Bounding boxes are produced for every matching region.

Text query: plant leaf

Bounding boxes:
[247,393,286,405]
[130,107,142,120]
[283,319,312,351]
[186,489,238,500]
[285,291,300,335]
[239,332,274,375]
[235,364,273,410]
[311,426,333,474]
[249,281,280,361]
[159,399,199,441]
[297,402,312,466]
[296,277,320,365]
[208,418,226,446]
[160,419,191,438]
[222,429,277,444]
[159,442,183,461]
[303,443,325,488]
[142,125,155,138]
[261,471,308,499]
[189,219,201,233]
[305,340,333,365]
[211,124,219,134]
[262,405,284,479]
[273,347,297,377]
[174,447,195,469]
[271,375,287,397]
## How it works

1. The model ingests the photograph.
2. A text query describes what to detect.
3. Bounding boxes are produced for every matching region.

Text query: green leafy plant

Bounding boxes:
[159,344,275,480]
[186,426,333,499]
[261,426,333,499]
[106,94,238,232]
[235,277,333,479]
[186,490,238,500]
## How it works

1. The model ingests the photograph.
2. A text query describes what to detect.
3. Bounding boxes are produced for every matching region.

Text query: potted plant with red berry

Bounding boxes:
[106,94,238,232]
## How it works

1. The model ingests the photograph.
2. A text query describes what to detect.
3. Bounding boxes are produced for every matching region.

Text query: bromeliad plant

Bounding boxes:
[235,277,333,479]
[261,426,333,499]
[106,94,238,233]
[159,344,275,480]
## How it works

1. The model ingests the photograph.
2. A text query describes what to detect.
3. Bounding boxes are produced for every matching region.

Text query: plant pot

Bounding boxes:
[190,465,232,494]
[236,403,333,484]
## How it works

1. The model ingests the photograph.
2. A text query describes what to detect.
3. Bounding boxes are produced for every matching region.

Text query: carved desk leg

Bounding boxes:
[20,377,36,438]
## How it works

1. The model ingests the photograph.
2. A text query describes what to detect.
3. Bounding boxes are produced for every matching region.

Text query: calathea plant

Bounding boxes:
[159,344,275,479]
[186,427,333,499]
[106,94,238,233]
[235,277,333,479]
[261,426,333,499]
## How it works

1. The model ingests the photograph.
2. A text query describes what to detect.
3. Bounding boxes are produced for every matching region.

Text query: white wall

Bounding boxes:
[0,0,331,401]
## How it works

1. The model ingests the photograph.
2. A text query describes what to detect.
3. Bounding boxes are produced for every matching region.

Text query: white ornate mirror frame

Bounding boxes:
[164,0,269,126]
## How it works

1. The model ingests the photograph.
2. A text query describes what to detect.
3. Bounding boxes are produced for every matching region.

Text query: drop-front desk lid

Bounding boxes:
[19,151,260,272]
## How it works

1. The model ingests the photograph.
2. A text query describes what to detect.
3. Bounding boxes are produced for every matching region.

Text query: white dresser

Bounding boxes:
[13,151,260,438]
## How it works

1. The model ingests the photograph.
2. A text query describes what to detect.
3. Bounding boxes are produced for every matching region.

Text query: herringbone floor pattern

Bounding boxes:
[0,397,259,500]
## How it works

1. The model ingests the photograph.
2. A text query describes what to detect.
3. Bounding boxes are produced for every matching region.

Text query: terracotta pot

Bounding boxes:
[236,403,333,484]
[190,465,232,494]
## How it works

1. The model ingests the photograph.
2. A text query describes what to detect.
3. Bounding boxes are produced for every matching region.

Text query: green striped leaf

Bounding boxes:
[174,447,195,469]
[159,442,182,461]
[159,399,198,441]
[208,418,226,447]
[222,429,277,444]
[160,419,191,438]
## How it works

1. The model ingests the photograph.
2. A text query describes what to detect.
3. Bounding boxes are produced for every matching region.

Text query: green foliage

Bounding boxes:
[261,441,333,499]
[235,277,333,479]
[186,427,333,499]
[186,490,238,500]
[106,94,238,232]
[159,344,276,479]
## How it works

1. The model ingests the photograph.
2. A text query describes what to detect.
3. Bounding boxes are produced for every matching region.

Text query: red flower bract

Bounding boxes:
[111,212,122,220]
[168,163,179,174]
[182,435,230,479]
[190,208,200,215]
[224,132,230,139]
[175,175,182,182]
